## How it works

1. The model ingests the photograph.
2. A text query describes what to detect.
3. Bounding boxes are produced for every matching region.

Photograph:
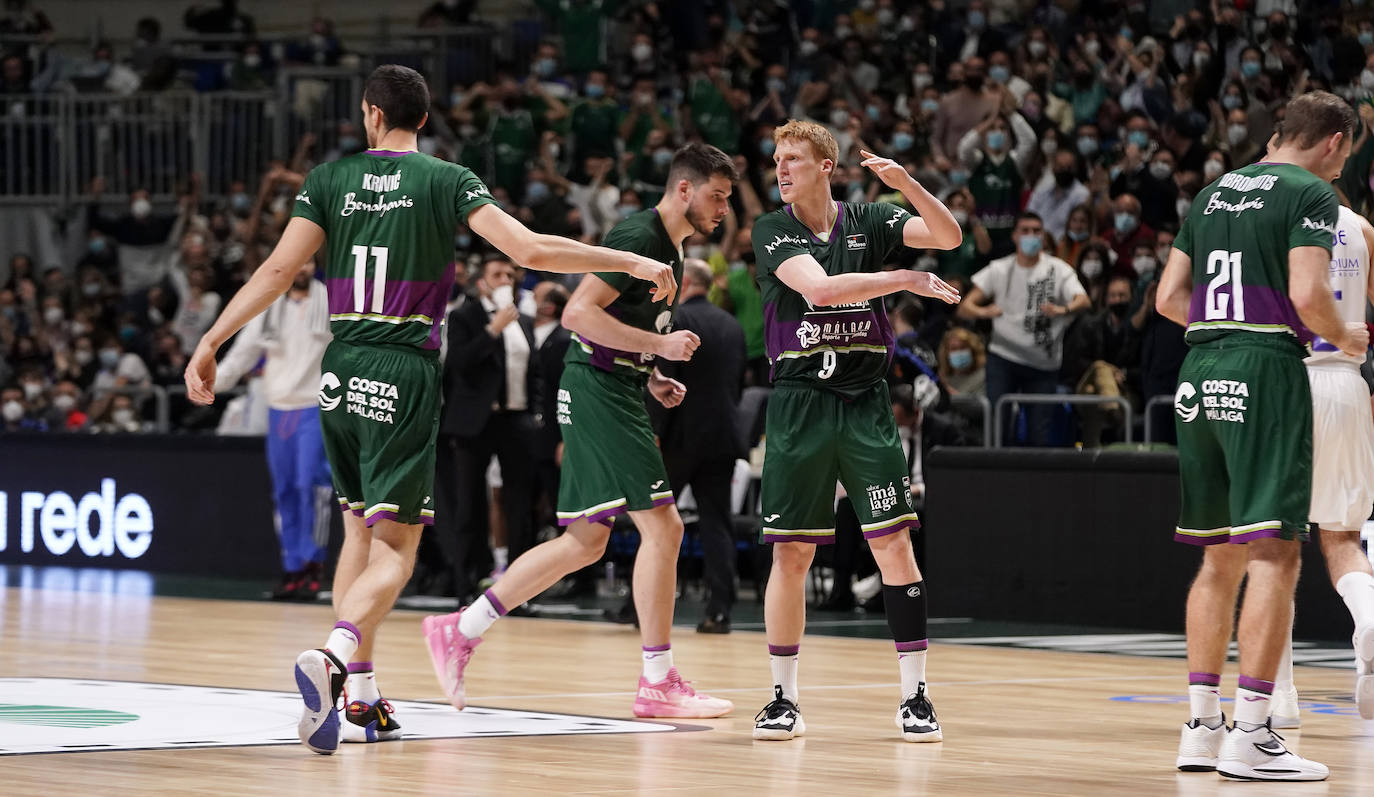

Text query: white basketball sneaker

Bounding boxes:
[1355,623,1374,720]
[1175,716,1226,771]
[1269,683,1301,729]
[1216,723,1328,781]
[753,686,804,741]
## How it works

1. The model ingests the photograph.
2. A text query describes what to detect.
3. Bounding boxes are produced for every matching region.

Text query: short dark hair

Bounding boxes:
[363,65,430,133]
[666,143,738,187]
[544,284,569,319]
[1275,91,1356,150]
[1015,211,1044,228]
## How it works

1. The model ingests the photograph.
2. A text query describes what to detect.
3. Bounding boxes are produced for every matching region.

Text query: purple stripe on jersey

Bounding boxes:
[762,530,836,544]
[428,263,457,350]
[861,515,920,540]
[784,201,845,245]
[579,305,654,371]
[1187,283,1308,342]
[325,276,450,348]
[365,149,416,157]
[763,300,889,361]
[364,508,435,528]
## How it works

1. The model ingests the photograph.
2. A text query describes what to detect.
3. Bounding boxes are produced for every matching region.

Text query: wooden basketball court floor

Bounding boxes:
[3,578,1373,795]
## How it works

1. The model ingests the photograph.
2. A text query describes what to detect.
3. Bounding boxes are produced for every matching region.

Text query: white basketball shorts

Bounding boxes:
[1308,362,1374,531]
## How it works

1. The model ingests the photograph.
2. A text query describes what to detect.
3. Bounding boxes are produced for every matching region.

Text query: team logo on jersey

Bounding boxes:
[1174,381,1198,423]
[294,192,311,205]
[345,377,400,424]
[867,482,898,513]
[1301,217,1338,235]
[885,208,905,229]
[340,192,414,218]
[796,321,822,347]
[556,388,572,426]
[654,310,672,332]
[1200,379,1249,423]
[846,234,867,250]
[465,186,491,201]
[763,233,806,255]
[902,476,915,509]
[318,372,341,411]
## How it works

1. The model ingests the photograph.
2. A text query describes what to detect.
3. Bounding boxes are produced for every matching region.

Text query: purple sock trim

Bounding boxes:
[483,589,508,617]
[768,644,800,656]
[1188,671,1221,686]
[896,639,929,653]
[333,620,362,644]
[1238,675,1274,694]
[347,661,373,674]
[642,644,671,652]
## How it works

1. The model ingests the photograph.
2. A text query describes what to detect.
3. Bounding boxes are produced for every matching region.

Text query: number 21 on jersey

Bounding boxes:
[1204,249,1245,321]
[351,245,388,313]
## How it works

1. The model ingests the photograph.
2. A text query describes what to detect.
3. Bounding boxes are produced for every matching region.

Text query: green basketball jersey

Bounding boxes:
[1173,162,1338,347]
[753,201,913,398]
[291,150,497,351]
[565,208,683,378]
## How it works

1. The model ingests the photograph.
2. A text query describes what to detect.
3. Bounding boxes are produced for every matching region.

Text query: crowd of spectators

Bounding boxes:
[4,0,1374,448]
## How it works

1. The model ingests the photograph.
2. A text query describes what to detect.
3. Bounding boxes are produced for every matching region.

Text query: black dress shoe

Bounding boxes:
[816,591,855,612]
[696,613,731,634]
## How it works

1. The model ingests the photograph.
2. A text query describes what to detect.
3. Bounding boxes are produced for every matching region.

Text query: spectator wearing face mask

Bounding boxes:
[937,326,987,398]
[85,174,201,296]
[931,57,1002,168]
[43,380,86,431]
[959,212,1090,445]
[958,109,1036,257]
[1055,203,1099,268]
[88,392,143,434]
[1212,107,1261,167]
[1029,151,1091,241]
[1101,193,1154,268]
[1062,273,1143,447]
[1111,144,1179,232]
[0,385,45,432]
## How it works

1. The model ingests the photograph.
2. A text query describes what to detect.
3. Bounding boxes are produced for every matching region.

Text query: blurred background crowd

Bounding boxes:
[3,0,1374,606]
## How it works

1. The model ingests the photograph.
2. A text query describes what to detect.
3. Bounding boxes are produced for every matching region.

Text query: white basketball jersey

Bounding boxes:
[1306,205,1369,365]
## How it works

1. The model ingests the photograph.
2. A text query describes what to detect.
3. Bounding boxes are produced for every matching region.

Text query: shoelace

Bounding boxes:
[754,698,797,723]
[666,671,698,697]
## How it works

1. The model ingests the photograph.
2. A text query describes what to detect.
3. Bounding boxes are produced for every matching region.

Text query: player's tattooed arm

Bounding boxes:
[468,204,677,304]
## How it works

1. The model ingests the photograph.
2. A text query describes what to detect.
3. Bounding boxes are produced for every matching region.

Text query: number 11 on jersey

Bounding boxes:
[351,245,389,314]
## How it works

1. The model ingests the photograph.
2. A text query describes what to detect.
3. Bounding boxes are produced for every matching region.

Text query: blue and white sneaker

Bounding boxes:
[294,648,346,755]
[341,698,404,743]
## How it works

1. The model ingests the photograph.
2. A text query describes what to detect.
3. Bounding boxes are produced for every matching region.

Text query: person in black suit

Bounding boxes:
[530,280,572,532]
[436,257,541,600]
[654,260,747,633]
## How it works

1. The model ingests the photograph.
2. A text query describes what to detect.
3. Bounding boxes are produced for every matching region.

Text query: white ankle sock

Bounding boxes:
[898,650,927,699]
[1234,685,1272,730]
[325,624,359,663]
[769,647,800,703]
[1188,682,1222,726]
[346,669,381,704]
[642,646,673,683]
[458,595,502,639]
[1336,571,1374,632]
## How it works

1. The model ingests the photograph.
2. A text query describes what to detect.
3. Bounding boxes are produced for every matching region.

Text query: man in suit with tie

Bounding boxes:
[436,257,541,601]
[655,259,747,632]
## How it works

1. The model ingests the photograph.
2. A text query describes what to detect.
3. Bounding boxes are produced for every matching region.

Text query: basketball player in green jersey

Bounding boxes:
[1158,91,1366,782]
[747,120,962,743]
[423,144,738,719]
[184,65,674,755]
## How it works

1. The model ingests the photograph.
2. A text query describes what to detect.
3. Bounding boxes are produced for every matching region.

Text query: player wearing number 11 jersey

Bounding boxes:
[184,65,674,756]
[1157,91,1366,782]
[749,120,962,744]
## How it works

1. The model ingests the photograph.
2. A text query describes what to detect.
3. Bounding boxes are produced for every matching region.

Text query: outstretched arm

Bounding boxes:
[185,216,325,403]
[467,203,676,304]
[774,253,960,308]
[858,150,962,250]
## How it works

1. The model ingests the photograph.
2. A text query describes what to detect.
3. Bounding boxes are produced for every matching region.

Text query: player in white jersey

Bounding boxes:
[1272,203,1374,725]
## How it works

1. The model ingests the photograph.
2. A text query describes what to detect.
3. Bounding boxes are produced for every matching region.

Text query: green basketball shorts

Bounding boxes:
[760,381,919,544]
[1173,337,1312,546]
[556,363,673,528]
[318,340,441,527]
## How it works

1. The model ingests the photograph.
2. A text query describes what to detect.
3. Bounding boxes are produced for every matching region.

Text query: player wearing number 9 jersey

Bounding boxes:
[1156,91,1366,782]
[183,65,675,757]
[749,120,963,745]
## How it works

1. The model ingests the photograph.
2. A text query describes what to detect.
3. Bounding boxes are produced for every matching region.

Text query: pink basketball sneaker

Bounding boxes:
[632,667,733,718]
[422,610,481,710]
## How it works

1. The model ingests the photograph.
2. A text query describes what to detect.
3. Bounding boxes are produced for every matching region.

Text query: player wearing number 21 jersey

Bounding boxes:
[749,120,962,745]
[1156,91,1365,782]
[184,65,674,757]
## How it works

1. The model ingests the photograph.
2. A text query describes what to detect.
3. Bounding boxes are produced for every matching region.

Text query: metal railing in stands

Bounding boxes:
[97,385,169,433]
[948,394,991,447]
[1143,393,1176,444]
[992,393,1135,447]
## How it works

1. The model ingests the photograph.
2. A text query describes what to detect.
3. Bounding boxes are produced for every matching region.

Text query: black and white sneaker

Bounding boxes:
[753,686,805,741]
[341,697,404,743]
[895,684,942,742]
[1217,721,1328,781]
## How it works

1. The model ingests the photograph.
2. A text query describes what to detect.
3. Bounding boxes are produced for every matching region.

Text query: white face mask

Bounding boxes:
[43,306,64,325]
[951,208,969,227]
[53,394,76,413]
[632,42,653,62]
[1133,255,1158,278]
[913,72,933,90]
[830,108,850,127]
[1203,160,1224,180]
[130,198,152,219]
[1226,124,1248,146]
[1080,258,1104,280]
[111,408,136,427]
[2,401,23,423]
[21,382,42,401]
[490,284,514,309]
